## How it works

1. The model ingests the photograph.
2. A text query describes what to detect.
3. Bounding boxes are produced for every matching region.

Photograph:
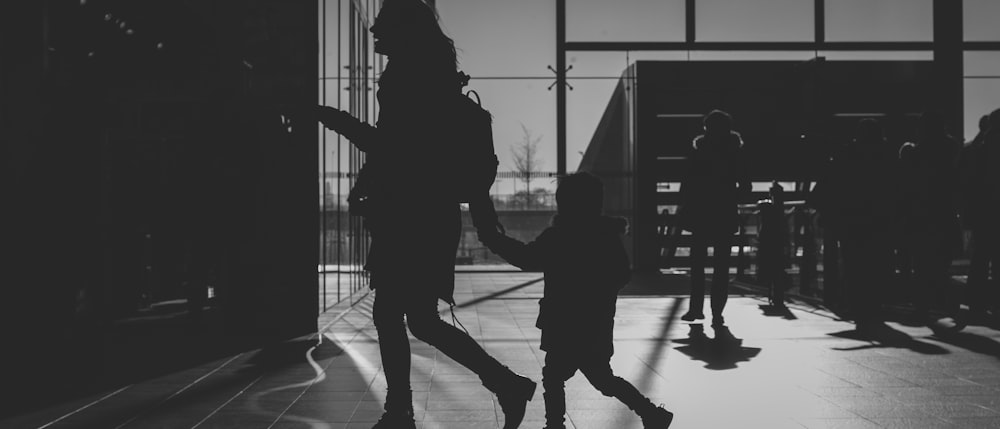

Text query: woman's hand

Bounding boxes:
[316,105,356,133]
[477,222,507,247]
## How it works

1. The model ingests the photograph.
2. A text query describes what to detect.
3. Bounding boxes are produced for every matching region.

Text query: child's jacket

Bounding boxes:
[489,215,631,357]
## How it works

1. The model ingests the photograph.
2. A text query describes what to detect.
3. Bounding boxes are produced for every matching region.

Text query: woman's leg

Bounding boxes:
[405,294,535,428]
[405,294,505,380]
[372,282,413,413]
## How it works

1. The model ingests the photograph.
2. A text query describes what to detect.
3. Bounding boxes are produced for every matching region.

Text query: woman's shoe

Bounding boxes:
[489,369,537,429]
[711,315,725,327]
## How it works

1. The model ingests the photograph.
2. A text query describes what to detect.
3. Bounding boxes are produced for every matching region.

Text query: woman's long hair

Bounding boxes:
[380,0,457,69]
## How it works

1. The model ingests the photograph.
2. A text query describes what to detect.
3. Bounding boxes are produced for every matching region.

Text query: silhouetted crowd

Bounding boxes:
[809,109,1000,334]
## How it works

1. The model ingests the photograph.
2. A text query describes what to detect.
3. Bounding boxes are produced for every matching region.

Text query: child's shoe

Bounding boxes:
[371,409,416,429]
[640,405,674,428]
[711,315,725,327]
[680,311,704,322]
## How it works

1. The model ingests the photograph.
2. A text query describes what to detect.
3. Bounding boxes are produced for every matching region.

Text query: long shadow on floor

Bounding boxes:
[674,324,762,370]
[828,326,949,355]
[928,331,1000,360]
[634,298,684,393]
[759,303,798,320]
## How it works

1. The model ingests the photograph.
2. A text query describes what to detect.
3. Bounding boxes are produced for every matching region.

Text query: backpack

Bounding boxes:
[447,84,499,203]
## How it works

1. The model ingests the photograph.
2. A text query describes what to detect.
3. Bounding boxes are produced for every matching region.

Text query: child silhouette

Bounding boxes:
[480,172,674,429]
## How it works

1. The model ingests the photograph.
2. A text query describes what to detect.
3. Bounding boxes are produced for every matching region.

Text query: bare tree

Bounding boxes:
[511,124,544,208]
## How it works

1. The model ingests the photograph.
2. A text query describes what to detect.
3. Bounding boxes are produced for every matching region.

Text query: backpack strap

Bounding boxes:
[465,89,482,106]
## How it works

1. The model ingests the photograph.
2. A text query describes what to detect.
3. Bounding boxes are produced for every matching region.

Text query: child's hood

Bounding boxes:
[551,214,629,235]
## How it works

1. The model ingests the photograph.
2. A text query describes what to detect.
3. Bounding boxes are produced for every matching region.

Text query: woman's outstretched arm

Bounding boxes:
[316,105,378,152]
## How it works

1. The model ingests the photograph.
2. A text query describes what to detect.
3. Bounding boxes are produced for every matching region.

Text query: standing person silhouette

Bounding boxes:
[316,1,536,428]
[678,110,751,328]
[962,110,1000,324]
[898,111,963,326]
[814,119,898,335]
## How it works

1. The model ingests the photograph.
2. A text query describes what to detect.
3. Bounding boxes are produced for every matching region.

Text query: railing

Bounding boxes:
[658,182,826,303]
[658,182,974,309]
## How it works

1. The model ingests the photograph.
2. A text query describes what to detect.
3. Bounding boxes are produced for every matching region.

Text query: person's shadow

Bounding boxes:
[928,330,1000,359]
[828,325,949,355]
[674,324,762,370]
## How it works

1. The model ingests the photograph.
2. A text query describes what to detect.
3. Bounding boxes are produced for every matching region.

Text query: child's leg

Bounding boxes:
[542,353,577,428]
[579,359,656,416]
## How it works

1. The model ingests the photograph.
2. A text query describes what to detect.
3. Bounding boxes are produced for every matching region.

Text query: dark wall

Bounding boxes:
[1,0,317,416]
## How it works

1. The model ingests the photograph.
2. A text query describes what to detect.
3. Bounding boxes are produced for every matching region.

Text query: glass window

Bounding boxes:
[696,0,814,42]
[319,0,373,303]
[825,0,933,42]
[439,0,554,77]
[964,0,1000,42]
[965,52,1000,77]
[566,52,688,169]
[566,0,686,42]
[816,51,933,61]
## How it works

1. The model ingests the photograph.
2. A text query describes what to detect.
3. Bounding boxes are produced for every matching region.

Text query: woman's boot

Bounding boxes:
[483,365,537,429]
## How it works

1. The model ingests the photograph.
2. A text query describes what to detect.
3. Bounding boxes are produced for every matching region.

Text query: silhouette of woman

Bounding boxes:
[316,1,535,428]
[678,110,750,328]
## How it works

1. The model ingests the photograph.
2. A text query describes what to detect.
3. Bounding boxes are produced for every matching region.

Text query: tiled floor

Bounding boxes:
[7,273,1000,428]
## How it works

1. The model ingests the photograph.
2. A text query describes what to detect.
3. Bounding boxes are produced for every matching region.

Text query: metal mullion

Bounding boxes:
[564,41,935,52]
[361,9,370,290]
[348,0,356,297]
[321,0,328,311]
[964,42,1000,51]
[685,0,695,43]
[337,0,342,305]
[556,0,566,175]
[815,0,825,45]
